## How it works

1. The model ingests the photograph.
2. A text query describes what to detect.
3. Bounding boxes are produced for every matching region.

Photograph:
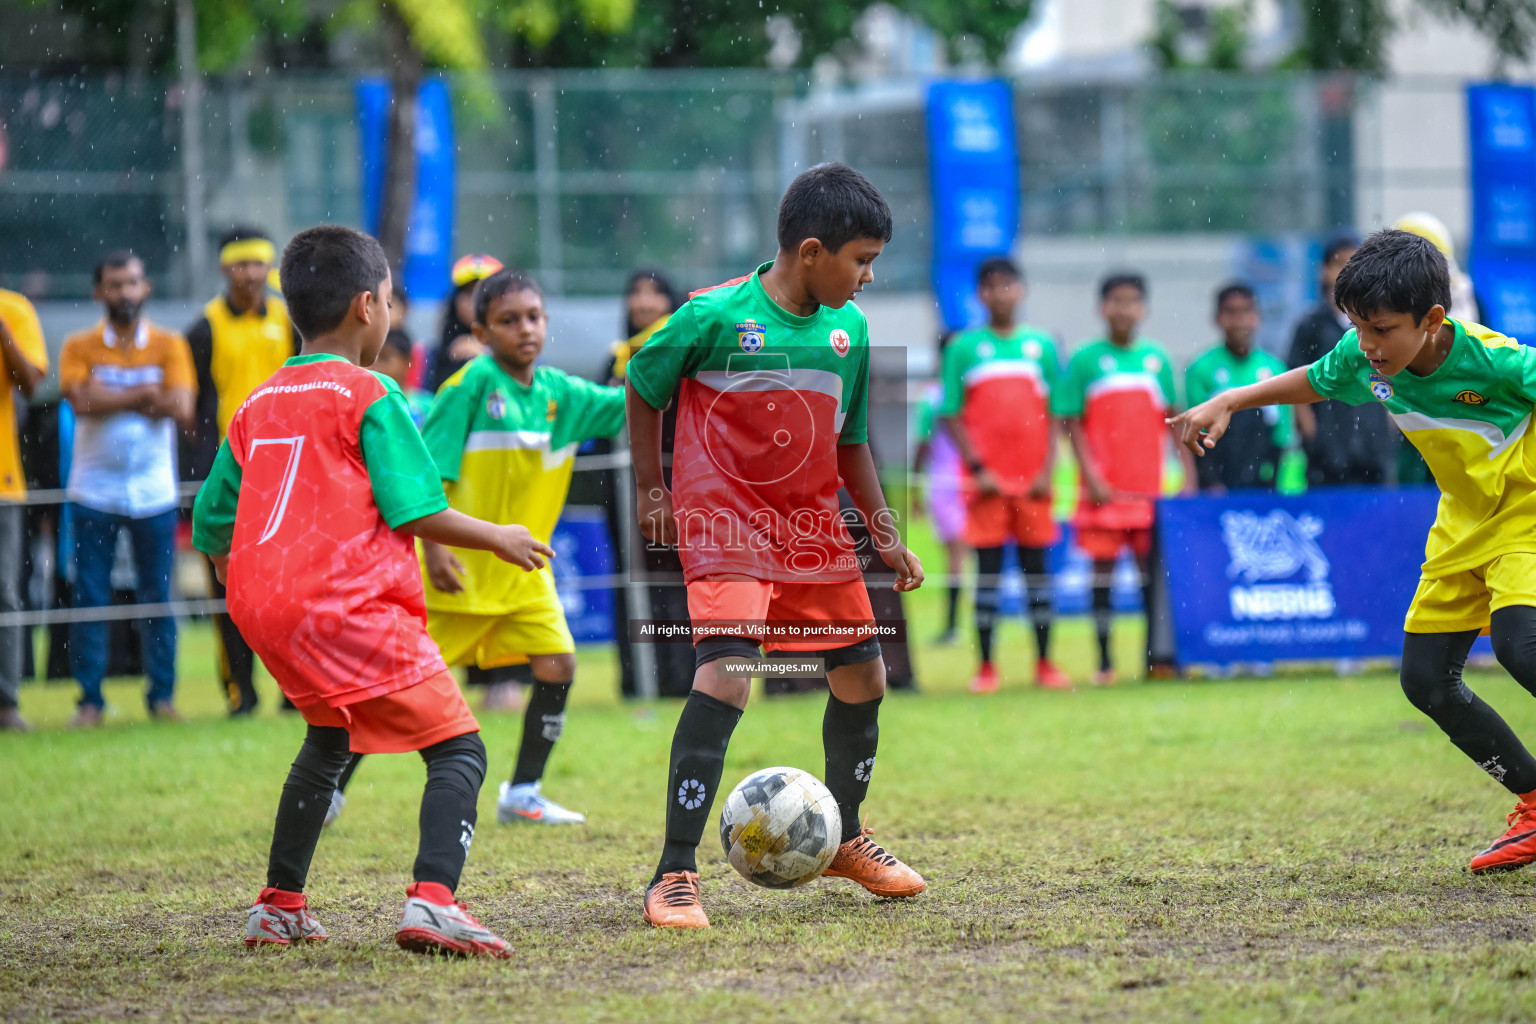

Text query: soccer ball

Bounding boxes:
[719,766,842,889]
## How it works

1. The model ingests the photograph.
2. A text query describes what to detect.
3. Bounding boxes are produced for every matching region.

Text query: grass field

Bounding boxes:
[8,540,1536,1021]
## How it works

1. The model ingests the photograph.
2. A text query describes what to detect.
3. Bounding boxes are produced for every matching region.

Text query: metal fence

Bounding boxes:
[1,68,1365,300]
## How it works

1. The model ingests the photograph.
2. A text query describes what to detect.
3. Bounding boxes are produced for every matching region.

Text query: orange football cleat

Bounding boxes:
[1035,659,1072,690]
[1471,799,1536,874]
[823,827,925,898]
[969,662,999,694]
[643,870,710,929]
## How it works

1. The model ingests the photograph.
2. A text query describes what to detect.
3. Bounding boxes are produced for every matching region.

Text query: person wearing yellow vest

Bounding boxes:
[185,227,296,715]
[0,289,47,731]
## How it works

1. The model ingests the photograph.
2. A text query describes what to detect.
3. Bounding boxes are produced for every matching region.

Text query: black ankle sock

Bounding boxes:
[1092,559,1114,672]
[414,732,487,890]
[974,546,1003,665]
[823,693,881,843]
[511,680,572,786]
[1021,546,1053,661]
[267,725,352,892]
[978,626,995,664]
[653,690,742,884]
[944,585,960,632]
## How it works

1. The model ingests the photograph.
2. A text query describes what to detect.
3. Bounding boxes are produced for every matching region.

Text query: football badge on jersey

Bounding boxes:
[486,390,507,420]
[830,328,851,357]
[547,398,558,421]
[1455,389,1488,406]
[1368,374,1393,402]
[736,319,766,353]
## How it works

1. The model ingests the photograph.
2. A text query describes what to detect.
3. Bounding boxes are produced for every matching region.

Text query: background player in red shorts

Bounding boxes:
[625,163,925,929]
[1058,273,1194,685]
[940,256,1069,694]
[193,226,553,958]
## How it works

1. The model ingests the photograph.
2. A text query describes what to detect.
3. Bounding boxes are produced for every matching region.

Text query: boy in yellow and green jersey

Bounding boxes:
[332,269,625,827]
[1173,229,1536,877]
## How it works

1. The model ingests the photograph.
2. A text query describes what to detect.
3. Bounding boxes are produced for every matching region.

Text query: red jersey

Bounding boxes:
[939,326,1060,493]
[194,354,450,708]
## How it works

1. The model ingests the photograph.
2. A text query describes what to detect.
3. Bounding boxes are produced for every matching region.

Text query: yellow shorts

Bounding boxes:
[427,576,574,668]
[1404,552,1536,634]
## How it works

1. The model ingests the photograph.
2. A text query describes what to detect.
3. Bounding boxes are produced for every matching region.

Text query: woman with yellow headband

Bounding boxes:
[427,253,504,392]
[184,225,295,716]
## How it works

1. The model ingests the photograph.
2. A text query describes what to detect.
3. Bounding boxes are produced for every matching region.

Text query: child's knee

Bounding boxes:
[532,652,577,682]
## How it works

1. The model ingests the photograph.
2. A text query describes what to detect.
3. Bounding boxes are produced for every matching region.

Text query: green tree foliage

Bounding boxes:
[1288,0,1390,72]
[1417,0,1536,68]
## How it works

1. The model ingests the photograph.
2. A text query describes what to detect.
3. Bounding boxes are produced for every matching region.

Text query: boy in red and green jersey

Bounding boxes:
[1057,272,1191,685]
[193,226,551,958]
[625,162,926,930]
[939,256,1070,693]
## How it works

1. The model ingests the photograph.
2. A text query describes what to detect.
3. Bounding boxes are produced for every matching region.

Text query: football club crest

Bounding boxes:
[486,391,507,420]
[830,328,851,357]
[1455,389,1488,406]
[735,319,766,353]
[1368,374,1393,402]
[546,398,558,421]
[1024,340,1041,360]
[1142,354,1162,372]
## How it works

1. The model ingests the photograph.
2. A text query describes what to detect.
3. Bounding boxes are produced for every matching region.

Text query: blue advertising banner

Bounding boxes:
[1158,488,1438,667]
[1467,84,1536,339]
[550,506,615,643]
[356,77,456,302]
[926,80,1019,330]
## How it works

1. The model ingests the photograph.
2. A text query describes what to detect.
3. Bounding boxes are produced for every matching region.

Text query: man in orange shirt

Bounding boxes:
[59,251,196,725]
[0,288,47,731]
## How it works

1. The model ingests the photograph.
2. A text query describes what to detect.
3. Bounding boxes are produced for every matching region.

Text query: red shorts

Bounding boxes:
[298,671,480,754]
[686,579,875,653]
[1075,526,1153,562]
[963,493,1058,549]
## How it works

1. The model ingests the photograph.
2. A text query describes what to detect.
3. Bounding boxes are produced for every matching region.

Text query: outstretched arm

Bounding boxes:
[399,509,554,571]
[838,441,922,592]
[1168,367,1323,457]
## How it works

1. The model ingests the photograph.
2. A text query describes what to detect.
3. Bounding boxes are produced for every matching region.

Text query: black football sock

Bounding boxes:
[334,752,364,795]
[944,584,961,634]
[653,690,742,884]
[511,680,573,786]
[1092,559,1114,672]
[974,546,1004,664]
[1020,545,1053,661]
[413,732,487,891]
[1402,628,1536,795]
[266,725,352,892]
[824,693,881,843]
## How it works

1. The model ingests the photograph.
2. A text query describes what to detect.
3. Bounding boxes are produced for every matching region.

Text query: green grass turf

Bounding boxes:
[7,527,1536,1020]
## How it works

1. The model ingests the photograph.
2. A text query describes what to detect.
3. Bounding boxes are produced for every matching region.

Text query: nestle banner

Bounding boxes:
[1158,488,1439,667]
[1467,84,1536,339]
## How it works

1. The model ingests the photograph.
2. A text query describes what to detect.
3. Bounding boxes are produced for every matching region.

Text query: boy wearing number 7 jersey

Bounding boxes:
[193,226,552,958]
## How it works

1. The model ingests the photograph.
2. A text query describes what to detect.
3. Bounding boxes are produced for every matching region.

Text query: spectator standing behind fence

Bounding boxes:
[1184,283,1291,494]
[59,252,196,726]
[427,254,503,392]
[1058,273,1193,686]
[185,227,294,715]
[1288,236,1395,486]
[0,287,48,732]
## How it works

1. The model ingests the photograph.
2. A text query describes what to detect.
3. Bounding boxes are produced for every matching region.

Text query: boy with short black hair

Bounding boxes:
[1174,228,1536,875]
[1184,283,1291,493]
[626,161,926,929]
[414,267,626,826]
[375,328,434,426]
[940,256,1068,693]
[1058,273,1190,685]
[194,225,553,957]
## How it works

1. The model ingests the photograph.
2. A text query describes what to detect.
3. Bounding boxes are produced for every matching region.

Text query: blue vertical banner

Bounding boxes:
[926,80,1019,330]
[356,77,456,302]
[550,507,615,644]
[1467,84,1536,339]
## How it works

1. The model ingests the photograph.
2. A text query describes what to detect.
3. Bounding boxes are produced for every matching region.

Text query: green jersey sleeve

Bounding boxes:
[913,391,936,444]
[419,362,481,482]
[1156,345,1179,411]
[1492,336,1536,406]
[360,385,450,529]
[191,438,242,557]
[557,373,627,443]
[1054,347,1089,418]
[1184,353,1214,410]
[1306,331,1374,404]
[1039,336,1062,394]
[626,302,701,410]
[838,323,870,445]
[938,333,972,417]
